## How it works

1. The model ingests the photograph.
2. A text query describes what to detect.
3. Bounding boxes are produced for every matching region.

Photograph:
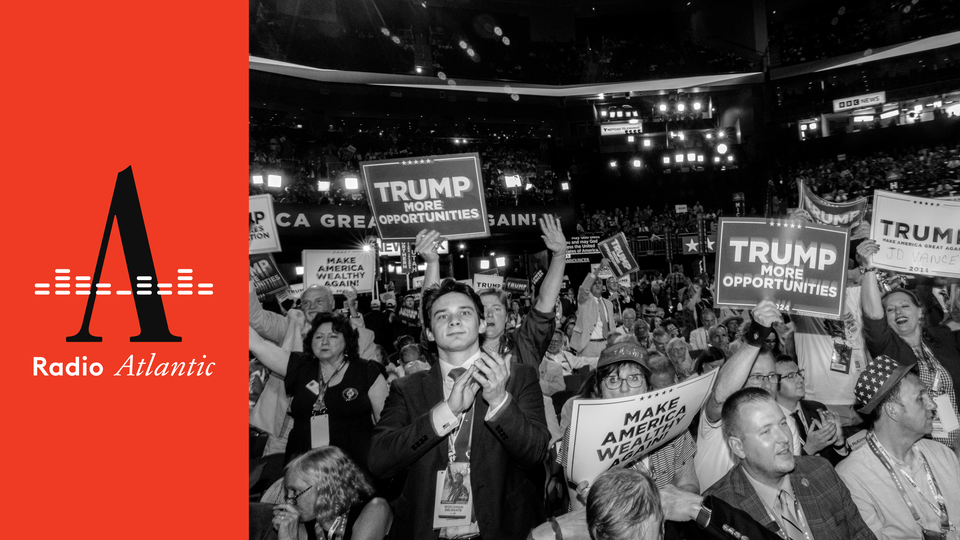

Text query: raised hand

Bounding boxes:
[540,214,567,255]
[751,300,782,328]
[856,239,879,267]
[414,229,443,263]
[447,364,481,415]
[474,349,511,409]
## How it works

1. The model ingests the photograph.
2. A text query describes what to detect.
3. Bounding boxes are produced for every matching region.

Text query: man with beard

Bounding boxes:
[706,387,875,539]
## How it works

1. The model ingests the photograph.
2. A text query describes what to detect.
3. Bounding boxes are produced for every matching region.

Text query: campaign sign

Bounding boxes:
[361,153,490,241]
[714,218,849,318]
[249,194,282,254]
[302,250,375,294]
[473,274,504,290]
[249,253,287,300]
[870,191,960,278]
[598,233,639,278]
[798,181,868,232]
[504,277,529,293]
[564,370,717,485]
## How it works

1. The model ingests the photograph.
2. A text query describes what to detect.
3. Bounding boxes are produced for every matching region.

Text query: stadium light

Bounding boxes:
[415,66,423,74]
[252,175,263,185]
[317,180,331,191]
[609,160,618,168]
[697,155,705,163]
[880,110,899,119]
[632,159,642,168]
[686,153,695,162]
[716,143,728,155]
[693,102,702,110]
[705,133,712,139]
[600,110,608,117]
[362,244,372,252]
[662,156,671,165]
[713,156,721,163]
[496,257,506,267]
[677,103,686,112]
[658,103,667,112]
[728,155,734,162]
[480,260,490,270]
[808,123,818,130]
[344,176,359,190]
[675,154,684,163]
[627,135,635,142]
[561,182,570,191]
[800,124,808,131]
[267,174,282,188]
[295,266,304,276]
[388,264,395,273]
[643,139,652,148]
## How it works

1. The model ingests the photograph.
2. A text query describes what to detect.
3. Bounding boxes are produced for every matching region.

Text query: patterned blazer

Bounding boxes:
[705,456,877,540]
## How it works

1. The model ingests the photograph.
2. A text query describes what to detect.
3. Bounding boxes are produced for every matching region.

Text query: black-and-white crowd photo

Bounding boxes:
[248,1,960,539]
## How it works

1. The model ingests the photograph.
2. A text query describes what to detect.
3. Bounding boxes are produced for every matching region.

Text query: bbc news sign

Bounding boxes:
[832,91,886,113]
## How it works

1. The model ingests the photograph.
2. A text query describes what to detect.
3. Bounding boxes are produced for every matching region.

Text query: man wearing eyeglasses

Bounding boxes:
[694,300,783,493]
[775,355,850,465]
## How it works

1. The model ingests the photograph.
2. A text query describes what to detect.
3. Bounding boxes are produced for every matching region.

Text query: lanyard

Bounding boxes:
[866,433,951,535]
[312,361,346,415]
[447,406,475,466]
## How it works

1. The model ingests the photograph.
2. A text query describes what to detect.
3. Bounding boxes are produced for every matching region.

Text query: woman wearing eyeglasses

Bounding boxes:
[249,313,389,470]
[271,446,392,540]
[559,341,699,511]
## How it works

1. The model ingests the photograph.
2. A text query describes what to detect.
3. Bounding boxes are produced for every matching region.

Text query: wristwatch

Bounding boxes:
[695,497,713,528]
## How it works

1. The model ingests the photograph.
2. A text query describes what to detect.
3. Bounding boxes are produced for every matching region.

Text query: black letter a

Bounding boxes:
[67,167,182,342]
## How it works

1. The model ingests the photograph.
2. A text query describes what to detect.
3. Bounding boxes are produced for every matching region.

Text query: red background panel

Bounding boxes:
[4,2,248,538]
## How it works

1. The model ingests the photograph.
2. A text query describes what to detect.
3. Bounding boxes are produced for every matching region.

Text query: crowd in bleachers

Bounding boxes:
[578,203,718,238]
[770,141,960,212]
[770,0,960,66]
[249,125,565,207]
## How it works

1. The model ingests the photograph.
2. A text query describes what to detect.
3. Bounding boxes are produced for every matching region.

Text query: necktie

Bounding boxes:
[791,411,808,446]
[447,367,473,462]
[449,367,467,382]
[778,490,808,540]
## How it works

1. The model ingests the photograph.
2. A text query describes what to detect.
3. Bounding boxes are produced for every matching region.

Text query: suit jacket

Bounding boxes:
[794,399,848,466]
[369,360,550,540]
[705,457,877,540]
[571,274,615,353]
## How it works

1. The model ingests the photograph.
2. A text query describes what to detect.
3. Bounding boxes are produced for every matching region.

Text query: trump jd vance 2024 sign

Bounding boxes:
[360,153,490,242]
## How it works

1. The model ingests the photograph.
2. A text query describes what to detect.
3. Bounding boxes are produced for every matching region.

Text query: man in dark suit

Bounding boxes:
[369,279,550,540]
[774,356,850,466]
[706,388,876,540]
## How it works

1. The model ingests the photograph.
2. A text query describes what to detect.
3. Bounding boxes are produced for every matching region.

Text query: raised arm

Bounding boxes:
[703,301,780,423]
[249,325,292,376]
[535,214,568,313]
[856,239,883,320]
[249,278,289,345]
[415,229,443,290]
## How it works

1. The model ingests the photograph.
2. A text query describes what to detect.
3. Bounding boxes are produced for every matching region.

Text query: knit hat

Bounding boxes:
[855,354,918,414]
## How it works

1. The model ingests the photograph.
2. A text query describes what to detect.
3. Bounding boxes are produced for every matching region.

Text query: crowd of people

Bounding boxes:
[770,141,960,213]
[249,126,563,207]
[577,203,719,238]
[249,191,960,539]
[769,0,960,67]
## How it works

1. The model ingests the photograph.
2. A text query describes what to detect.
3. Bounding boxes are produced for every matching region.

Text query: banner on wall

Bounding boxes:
[361,153,490,241]
[249,253,287,300]
[473,274,504,290]
[598,233,639,277]
[302,250,375,294]
[870,190,960,278]
[271,203,575,239]
[714,218,849,318]
[564,370,717,485]
[249,195,282,254]
[797,181,868,231]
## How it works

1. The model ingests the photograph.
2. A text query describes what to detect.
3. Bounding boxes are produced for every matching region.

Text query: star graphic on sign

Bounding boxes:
[686,239,699,252]
[705,238,715,251]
